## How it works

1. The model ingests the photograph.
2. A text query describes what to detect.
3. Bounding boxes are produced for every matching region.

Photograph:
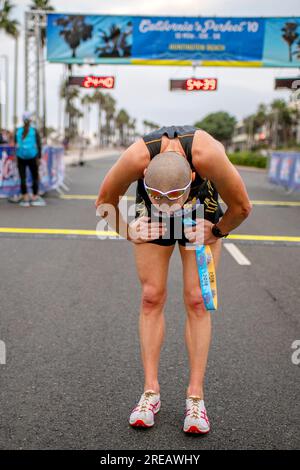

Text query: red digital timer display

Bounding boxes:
[185,78,218,91]
[82,76,115,89]
[68,76,115,89]
[170,78,218,91]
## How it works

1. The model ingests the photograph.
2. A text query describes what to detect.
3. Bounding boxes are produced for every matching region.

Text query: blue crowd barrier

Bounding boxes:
[0,145,65,197]
[268,152,300,191]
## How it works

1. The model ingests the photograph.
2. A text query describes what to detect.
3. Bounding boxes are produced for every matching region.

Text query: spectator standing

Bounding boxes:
[15,112,46,207]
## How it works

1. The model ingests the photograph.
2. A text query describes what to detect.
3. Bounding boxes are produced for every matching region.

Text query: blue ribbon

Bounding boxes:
[183,217,217,311]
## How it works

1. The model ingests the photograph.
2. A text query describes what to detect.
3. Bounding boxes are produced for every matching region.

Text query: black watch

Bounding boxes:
[211,224,229,238]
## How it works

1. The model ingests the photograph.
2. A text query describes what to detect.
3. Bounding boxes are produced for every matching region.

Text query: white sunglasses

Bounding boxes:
[143,178,192,201]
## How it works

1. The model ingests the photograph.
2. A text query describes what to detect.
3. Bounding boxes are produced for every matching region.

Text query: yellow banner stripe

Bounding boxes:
[201,60,263,67]
[131,59,192,66]
[130,59,263,67]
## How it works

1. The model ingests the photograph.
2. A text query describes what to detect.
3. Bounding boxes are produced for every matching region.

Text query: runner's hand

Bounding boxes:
[128,216,167,244]
[184,218,218,245]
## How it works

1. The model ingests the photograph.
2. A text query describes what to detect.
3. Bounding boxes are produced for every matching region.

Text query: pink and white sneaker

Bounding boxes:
[129,390,161,428]
[183,396,210,434]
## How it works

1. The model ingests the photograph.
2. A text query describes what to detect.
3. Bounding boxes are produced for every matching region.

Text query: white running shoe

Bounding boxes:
[19,199,30,207]
[30,196,46,207]
[183,396,210,434]
[129,390,161,428]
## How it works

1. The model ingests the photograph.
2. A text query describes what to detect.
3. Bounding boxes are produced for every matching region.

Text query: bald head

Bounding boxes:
[144,151,191,191]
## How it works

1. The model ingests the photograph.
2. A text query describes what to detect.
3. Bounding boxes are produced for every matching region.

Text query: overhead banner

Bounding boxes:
[47,14,300,67]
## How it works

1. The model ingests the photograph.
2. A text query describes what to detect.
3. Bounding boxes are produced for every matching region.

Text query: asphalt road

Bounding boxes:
[0,154,299,450]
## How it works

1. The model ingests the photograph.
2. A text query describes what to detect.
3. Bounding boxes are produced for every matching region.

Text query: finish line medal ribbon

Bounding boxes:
[183,217,218,311]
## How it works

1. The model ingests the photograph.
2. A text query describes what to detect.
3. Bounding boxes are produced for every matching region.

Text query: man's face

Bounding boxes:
[149,189,191,214]
[144,168,194,214]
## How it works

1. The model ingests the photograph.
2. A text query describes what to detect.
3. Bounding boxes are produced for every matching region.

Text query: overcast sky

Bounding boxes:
[1,0,300,133]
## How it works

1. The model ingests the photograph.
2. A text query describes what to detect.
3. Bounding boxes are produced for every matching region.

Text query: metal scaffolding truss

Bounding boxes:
[24,10,47,131]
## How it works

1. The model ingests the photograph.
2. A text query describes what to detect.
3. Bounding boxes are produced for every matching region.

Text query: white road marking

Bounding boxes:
[224,243,251,265]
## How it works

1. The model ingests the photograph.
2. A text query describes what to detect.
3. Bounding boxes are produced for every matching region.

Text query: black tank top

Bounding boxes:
[137,125,207,208]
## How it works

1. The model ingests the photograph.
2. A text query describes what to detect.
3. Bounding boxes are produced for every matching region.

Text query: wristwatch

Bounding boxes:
[211,224,229,238]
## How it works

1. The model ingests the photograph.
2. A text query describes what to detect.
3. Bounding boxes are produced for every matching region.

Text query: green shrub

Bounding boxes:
[228,151,267,168]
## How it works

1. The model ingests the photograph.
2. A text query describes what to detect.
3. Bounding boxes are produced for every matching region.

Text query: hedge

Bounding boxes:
[228,151,267,168]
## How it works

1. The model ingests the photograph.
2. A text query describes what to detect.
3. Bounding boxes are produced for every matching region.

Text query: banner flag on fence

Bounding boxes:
[0,146,64,197]
[268,152,300,191]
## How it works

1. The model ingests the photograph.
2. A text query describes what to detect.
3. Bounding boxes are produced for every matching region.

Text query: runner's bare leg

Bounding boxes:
[179,238,222,398]
[133,242,175,393]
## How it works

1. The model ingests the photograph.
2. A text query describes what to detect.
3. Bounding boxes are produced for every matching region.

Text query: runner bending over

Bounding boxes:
[95,125,252,434]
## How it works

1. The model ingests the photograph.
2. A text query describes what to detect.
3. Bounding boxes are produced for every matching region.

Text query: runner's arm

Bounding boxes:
[193,137,252,235]
[95,139,148,239]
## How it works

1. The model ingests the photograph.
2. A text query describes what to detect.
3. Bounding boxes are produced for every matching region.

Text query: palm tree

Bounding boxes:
[116,109,130,146]
[269,99,294,148]
[150,121,159,131]
[95,24,121,57]
[30,0,54,43]
[127,118,136,143]
[143,119,159,134]
[243,104,268,148]
[60,79,82,139]
[293,39,300,60]
[56,15,93,58]
[66,100,83,138]
[81,94,93,140]
[143,120,150,134]
[0,0,19,129]
[30,0,55,137]
[91,90,106,146]
[59,79,68,134]
[281,22,299,62]
[102,94,116,145]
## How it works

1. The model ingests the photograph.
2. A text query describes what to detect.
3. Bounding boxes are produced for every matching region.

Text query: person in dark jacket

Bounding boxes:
[14,111,46,207]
